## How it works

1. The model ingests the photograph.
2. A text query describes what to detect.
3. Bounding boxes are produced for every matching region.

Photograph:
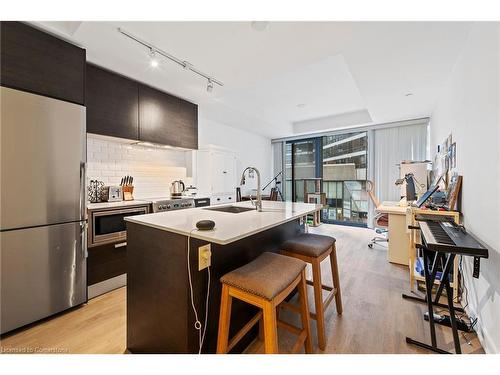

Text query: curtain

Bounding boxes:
[373,123,428,203]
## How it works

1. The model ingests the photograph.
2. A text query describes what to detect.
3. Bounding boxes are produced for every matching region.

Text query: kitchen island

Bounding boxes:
[124,200,322,353]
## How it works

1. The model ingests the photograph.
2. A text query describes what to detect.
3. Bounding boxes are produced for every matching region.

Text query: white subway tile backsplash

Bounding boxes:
[86,135,188,199]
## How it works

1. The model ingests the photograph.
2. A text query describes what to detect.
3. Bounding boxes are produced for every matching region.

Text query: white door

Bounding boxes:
[211,151,227,194]
[195,150,212,194]
[223,154,237,195]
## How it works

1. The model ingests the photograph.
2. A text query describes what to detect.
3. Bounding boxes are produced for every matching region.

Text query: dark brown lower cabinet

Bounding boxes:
[87,242,127,286]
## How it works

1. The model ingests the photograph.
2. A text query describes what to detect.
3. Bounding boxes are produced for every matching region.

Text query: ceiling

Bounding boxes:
[34,21,472,138]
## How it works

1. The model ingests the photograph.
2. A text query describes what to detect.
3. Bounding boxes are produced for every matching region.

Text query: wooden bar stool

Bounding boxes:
[216,252,312,354]
[281,233,342,350]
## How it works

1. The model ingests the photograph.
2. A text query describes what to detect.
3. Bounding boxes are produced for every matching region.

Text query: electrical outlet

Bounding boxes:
[198,244,212,271]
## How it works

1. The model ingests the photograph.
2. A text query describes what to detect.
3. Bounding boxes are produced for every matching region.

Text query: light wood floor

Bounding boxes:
[1,284,126,354]
[0,224,484,354]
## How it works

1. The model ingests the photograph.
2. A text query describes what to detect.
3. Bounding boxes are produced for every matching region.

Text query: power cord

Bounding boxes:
[187,228,211,354]
[456,255,479,346]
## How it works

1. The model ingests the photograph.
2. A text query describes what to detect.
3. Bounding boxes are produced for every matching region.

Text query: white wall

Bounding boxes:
[430,23,500,353]
[198,117,273,195]
[293,109,372,135]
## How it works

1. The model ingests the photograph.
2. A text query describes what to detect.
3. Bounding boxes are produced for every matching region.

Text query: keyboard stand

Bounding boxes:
[401,294,465,313]
[405,248,462,354]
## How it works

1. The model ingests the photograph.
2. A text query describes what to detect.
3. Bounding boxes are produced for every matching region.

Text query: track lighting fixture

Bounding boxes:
[118,28,223,92]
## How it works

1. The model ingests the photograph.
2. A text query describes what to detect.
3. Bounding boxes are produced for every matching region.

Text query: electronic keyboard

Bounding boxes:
[416,215,489,258]
[404,214,490,354]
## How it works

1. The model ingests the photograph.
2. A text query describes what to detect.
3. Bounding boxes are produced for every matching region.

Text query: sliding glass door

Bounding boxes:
[284,131,369,227]
[285,139,321,203]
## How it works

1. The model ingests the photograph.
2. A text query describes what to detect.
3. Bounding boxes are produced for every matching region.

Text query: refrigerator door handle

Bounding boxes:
[80,161,86,221]
[80,221,88,258]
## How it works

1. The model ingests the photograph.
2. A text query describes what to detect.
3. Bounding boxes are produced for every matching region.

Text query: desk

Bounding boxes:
[376,204,410,265]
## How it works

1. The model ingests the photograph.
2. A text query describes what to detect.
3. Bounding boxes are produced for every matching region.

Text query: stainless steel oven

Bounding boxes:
[88,205,149,247]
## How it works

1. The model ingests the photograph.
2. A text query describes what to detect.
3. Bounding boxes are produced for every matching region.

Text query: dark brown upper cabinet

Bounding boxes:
[86,64,139,140]
[0,22,85,105]
[139,84,198,149]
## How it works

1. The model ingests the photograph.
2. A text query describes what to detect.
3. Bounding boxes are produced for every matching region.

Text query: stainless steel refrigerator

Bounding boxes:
[0,86,87,334]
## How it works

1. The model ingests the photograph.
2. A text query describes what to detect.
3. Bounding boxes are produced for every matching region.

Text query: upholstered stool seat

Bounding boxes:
[282,233,336,258]
[220,252,306,300]
[281,233,342,351]
[217,252,312,354]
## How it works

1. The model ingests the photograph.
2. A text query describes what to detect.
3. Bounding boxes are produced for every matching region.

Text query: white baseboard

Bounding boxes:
[464,301,499,353]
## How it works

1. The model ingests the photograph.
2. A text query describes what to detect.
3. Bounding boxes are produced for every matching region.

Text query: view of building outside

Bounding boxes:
[284,131,369,226]
[284,140,317,202]
[322,131,368,225]
[284,142,293,201]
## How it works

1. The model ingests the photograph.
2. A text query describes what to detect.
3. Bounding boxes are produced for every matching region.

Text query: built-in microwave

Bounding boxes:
[88,205,149,247]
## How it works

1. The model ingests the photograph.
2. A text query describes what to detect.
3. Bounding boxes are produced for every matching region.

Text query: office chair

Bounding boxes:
[366,180,389,248]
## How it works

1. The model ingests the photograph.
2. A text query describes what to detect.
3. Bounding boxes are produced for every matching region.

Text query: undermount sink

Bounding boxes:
[203,205,256,214]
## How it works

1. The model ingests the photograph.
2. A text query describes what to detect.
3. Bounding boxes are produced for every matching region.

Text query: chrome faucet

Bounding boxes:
[240,167,262,212]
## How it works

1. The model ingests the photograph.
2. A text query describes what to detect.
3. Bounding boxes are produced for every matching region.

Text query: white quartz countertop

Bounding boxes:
[125,201,322,245]
[87,200,152,211]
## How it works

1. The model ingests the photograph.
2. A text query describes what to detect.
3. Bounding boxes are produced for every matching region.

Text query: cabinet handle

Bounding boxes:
[114,242,127,248]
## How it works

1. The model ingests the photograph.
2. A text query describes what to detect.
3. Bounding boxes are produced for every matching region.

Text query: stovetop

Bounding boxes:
[149,196,195,212]
[149,196,185,202]
[148,195,199,202]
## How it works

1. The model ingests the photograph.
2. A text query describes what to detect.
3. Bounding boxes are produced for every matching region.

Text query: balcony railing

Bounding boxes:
[285,178,368,226]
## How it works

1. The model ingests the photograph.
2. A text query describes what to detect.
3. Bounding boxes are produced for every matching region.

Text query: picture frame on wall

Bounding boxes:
[449,142,456,169]
[447,174,462,211]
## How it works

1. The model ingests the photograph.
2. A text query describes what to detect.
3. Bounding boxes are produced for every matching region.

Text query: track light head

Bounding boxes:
[149,49,159,68]
[251,21,269,31]
[182,60,192,70]
[207,79,214,93]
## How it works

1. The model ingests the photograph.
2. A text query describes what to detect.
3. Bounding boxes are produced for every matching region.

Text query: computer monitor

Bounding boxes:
[415,184,440,208]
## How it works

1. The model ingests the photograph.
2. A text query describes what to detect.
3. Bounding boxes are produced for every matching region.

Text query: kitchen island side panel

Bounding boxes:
[126,222,190,353]
[127,218,304,353]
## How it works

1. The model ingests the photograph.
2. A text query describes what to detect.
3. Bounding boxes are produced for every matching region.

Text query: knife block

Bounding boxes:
[123,186,134,201]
